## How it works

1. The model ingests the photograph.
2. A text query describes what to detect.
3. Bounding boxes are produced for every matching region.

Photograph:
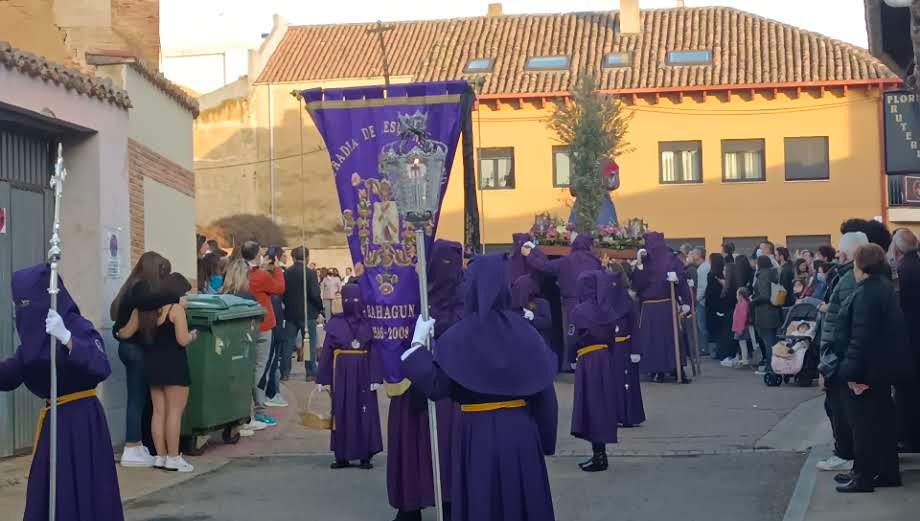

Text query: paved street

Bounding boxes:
[121,359,819,521]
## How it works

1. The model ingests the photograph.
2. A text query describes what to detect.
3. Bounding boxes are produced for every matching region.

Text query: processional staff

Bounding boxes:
[47,143,67,521]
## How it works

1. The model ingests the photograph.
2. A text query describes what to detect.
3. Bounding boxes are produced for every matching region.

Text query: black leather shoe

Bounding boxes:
[652,373,665,383]
[330,460,352,469]
[359,459,373,470]
[836,480,874,493]
[874,475,903,488]
[580,454,609,472]
[680,375,692,384]
[834,472,852,484]
[393,510,422,521]
[578,456,595,470]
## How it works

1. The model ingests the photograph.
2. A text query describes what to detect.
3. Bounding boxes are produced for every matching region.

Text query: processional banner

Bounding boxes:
[302,81,470,385]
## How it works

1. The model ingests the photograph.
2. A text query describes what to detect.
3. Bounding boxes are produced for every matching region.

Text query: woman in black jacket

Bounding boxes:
[751,256,782,371]
[834,244,912,493]
[705,254,733,361]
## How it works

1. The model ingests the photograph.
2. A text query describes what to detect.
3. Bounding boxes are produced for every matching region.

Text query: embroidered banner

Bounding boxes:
[302,81,470,383]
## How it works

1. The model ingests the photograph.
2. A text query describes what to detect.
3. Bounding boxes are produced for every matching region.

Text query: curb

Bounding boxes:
[782,446,827,521]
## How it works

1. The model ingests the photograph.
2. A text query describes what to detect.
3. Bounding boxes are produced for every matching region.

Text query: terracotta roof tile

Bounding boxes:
[258,7,896,93]
[0,41,132,110]
[86,51,200,117]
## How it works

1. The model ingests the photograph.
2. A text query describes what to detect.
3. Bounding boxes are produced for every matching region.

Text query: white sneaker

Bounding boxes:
[153,456,166,469]
[239,428,255,438]
[165,455,195,473]
[243,419,267,431]
[265,395,289,408]
[720,357,735,367]
[120,445,155,468]
[816,455,854,471]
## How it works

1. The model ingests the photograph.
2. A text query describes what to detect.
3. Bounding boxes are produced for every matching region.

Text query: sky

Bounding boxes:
[160,0,871,51]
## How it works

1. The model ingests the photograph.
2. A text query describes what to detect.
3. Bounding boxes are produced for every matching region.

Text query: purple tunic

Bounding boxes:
[631,232,692,374]
[402,254,558,521]
[611,301,646,426]
[569,271,619,444]
[526,235,602,365]
[316,284,383,462]
[0,264,123,521]
[388,240,463,510]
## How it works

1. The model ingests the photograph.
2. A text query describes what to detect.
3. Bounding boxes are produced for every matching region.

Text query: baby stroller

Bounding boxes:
[764,303,820,387]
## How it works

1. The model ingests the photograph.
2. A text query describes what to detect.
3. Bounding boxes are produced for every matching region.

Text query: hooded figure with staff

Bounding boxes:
[0,147,123,520]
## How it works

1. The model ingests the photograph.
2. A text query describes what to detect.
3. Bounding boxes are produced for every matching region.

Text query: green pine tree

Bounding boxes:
[548,73,632,235]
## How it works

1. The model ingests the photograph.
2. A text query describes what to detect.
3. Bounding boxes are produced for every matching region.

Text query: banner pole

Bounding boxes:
[48,143,67,521]
[416,228,443,521]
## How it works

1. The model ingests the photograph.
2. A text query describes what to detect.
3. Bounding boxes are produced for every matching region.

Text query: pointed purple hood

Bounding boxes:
[436,254,557,396]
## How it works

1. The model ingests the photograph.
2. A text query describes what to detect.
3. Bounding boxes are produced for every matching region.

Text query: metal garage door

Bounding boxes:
[0,128,54,456]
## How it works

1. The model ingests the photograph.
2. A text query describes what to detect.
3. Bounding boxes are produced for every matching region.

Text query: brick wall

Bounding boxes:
[111,0,161,66]
[128,139,195,264]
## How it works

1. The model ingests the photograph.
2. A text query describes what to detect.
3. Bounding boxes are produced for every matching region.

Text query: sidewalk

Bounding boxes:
[776,398,920,521]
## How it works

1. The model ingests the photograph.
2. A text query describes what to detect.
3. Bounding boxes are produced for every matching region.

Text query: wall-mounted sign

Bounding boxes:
[884,90,920,175]
[0,207,6,234]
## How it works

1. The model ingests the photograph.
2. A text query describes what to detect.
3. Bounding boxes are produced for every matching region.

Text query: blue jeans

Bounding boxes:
[304,318,318,376]
[695,302,709,354]
[757,327,778,371]
[282,319,305,379]
[117,341,148,444]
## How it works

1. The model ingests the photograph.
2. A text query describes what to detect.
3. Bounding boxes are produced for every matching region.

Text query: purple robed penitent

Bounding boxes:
[511,233,537,283]
[569,271,619,444]
[388,240,463,511]
[0,264,123,521]
[316,284,383,463]
[402,254,559,521]
[526,235,602,366]
[607,274,646,427]
[631,232,692,375]
[512,275,554,354]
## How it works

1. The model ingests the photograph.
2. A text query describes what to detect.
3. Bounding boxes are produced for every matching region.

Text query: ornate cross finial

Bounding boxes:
[48,143,66,265]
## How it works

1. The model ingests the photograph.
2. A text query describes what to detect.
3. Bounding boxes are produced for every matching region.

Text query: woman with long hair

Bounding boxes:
[197,253,222,294]
[120,273,198,472]
[111,252,176,467]
[221,258,253,299]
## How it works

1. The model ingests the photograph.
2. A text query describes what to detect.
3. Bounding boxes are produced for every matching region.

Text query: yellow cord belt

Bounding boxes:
[32,389,98,457]
[460,400,527,413]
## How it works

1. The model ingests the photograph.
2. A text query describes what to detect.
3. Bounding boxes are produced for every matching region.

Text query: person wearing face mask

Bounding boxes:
[316,283,383,470]
[1,264,123,521]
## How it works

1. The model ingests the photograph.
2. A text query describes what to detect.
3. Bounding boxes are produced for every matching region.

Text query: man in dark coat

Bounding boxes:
[817,232,868,473]
[891,229,920,452]
[777,247,796,306]
[284,246,325,379]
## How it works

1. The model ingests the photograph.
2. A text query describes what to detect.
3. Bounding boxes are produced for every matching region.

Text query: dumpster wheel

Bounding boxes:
[222,425,241,445]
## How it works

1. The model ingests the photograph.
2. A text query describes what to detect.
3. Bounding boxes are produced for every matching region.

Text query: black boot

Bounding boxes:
[580,443,608,472]
[393,510,422,521]
[330,459,352,469]
[359,458,373,470]
[834,472,853,484]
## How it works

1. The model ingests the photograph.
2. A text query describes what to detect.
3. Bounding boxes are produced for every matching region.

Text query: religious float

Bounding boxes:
[529,212,647,261]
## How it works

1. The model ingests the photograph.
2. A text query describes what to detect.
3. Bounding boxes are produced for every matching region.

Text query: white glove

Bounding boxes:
[570,362,577,370]
[521,241,536,257]
[318,385,331,393]
[637,248,647,261]
[523,309,535,321]
[45,309,71,345]
[370,383,381,392]
[411,315,436,347]
[630,354,641,364]
[667,271,679,283]
[680,304,691,314]
[688,279,695,289]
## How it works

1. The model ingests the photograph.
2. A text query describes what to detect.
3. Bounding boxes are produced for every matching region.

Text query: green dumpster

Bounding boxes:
[180,294,264,454]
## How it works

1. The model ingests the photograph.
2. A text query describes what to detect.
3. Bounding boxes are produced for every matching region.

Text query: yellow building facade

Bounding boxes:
[193,6,901,258]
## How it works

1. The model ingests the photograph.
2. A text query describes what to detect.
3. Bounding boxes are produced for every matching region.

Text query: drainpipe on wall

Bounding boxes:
[268,83,276,221]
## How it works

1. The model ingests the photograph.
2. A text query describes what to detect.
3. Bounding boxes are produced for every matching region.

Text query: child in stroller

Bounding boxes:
[764,303,820,387]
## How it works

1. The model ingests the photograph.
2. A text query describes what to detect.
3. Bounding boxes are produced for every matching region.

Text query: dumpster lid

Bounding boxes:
[187,295,265,321]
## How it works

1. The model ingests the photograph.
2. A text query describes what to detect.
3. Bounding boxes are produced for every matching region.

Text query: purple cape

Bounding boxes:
[435,254,557,396]
[3,264,122,521]
[571,270,617,331]
[427,239,465,337]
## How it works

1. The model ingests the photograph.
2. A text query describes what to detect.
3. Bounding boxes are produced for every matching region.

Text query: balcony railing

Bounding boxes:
[888,174,920,207]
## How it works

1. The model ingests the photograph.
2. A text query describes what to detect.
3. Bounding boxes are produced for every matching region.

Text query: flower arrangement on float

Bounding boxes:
[529,212,648,260]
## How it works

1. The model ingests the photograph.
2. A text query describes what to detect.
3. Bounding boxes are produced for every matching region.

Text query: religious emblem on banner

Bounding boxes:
[342,110,448,295]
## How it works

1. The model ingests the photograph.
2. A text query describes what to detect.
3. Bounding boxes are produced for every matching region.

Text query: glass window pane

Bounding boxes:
[723,139,765,181]
[724,152,740,180]
[661,151,676,182]
[465,58,493,72]
[480,159,495,188]
[478,148,514,189]
[526,56,570,70]
[667,50,712,65]
[785,137,829,181]
[553,148,571,187]
[603,53,631,68]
